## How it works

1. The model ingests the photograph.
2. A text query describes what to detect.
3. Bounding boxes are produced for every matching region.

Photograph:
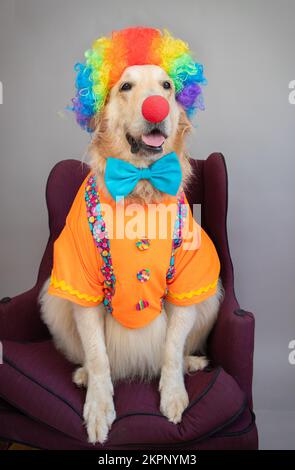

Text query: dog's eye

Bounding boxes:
[162,81,171,90]
[120,82,133,92]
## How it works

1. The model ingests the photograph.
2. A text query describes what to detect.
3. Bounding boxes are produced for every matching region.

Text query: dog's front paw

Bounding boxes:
[83,378,116,444]
[159,378,189,424]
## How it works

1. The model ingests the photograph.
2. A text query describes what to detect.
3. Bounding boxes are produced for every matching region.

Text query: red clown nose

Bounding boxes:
[141,95,170,123]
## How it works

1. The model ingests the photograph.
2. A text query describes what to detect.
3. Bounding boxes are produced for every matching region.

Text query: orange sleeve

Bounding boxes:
[48,176,104,307]
[166,196,220,306]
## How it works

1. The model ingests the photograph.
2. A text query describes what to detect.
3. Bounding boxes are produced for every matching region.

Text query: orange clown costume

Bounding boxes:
[48,172,220,329]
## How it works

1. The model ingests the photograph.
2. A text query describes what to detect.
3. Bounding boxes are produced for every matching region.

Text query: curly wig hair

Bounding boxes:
[71,27,207,132]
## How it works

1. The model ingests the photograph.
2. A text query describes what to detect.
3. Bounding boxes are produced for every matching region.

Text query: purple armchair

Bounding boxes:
[0,154,258,450]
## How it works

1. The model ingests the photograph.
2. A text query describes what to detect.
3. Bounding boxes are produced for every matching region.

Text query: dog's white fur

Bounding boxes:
[39,64,223,444]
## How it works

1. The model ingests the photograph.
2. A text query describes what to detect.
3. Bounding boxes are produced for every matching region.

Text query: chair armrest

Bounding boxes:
[0,284,49,341]
[209,288,255,408]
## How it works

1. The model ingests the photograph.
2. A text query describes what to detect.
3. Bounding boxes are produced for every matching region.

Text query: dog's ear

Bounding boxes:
[177,107,192,139]
[90,109,109,142]
[174,107,192,156]
[89,111,107,135]
[89,92,111,134]
[88,105,118,163]
[173,107,194,186]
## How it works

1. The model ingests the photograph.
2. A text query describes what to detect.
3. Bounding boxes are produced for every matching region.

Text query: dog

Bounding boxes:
[39,27,223,444]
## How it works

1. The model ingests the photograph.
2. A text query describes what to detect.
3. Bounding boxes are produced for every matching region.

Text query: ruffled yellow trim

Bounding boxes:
[49,275,103,303]
[168,279,218,300]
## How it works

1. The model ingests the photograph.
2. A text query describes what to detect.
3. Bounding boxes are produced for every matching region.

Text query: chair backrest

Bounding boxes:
[37,155,234,293]
[186,154,234,291]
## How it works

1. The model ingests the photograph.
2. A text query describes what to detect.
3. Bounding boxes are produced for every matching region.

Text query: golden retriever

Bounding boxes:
[39,64,223,444]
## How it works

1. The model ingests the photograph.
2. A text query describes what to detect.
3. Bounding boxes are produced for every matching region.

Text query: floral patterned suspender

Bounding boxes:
[166,191,187,282]
[85,174,187,314]
[85,175,115,314]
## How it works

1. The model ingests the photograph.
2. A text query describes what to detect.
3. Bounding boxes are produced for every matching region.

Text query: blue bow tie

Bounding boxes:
[104,152,182,199]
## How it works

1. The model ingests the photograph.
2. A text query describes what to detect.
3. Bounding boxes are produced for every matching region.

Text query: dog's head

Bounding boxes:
[71,27,206,201]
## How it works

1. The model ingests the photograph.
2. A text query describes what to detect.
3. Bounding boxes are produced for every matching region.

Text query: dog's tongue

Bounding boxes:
[142,133,165,147]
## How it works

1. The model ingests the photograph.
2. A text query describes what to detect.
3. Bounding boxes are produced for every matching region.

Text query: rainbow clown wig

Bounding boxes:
[71,27,207,132]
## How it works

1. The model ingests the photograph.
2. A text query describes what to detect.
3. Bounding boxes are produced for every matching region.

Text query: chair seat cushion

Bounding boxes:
[0,340,247,448]
[0,404,257,450]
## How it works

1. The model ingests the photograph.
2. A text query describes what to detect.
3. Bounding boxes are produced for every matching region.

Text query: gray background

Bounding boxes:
[0,0,294,449]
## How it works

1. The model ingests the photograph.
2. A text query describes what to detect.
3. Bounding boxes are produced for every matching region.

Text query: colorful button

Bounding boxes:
[136,238,150,251]
[137,268,150,283]
[136,299,149,311]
